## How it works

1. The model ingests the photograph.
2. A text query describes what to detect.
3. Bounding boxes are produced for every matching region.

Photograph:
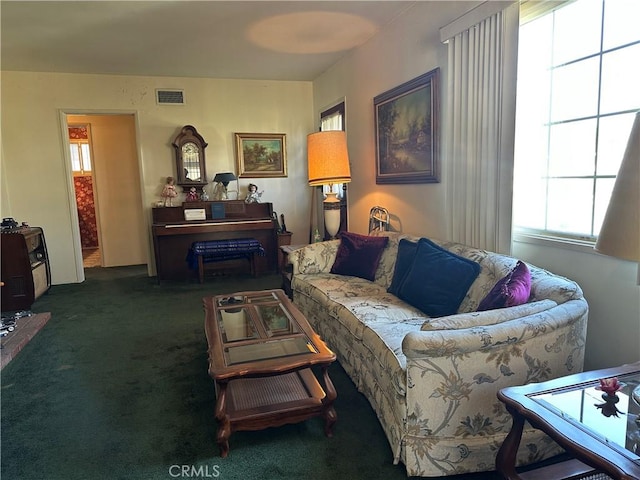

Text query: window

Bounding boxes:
[69,125,92,175]
[320,101,346,198]
[70,140,92,175]
[513,0,640,242]
[320,102,345,132]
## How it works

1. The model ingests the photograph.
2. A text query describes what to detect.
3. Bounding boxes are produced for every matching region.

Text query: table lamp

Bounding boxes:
[307,131,351,238]
[595,111,640,283]
[212,172,237,200]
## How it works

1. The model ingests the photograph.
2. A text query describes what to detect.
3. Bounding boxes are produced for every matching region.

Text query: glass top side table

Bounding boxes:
[496,362,640,480]
[530,370,640,462]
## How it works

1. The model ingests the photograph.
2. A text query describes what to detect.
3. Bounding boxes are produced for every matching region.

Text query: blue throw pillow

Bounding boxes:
[387,239,418,296]
[397,238,481,317]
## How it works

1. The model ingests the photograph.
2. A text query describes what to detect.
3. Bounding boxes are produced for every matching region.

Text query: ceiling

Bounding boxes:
[0,1,476,82]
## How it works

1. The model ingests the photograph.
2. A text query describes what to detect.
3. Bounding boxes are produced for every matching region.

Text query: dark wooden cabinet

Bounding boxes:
[1,227,51,312]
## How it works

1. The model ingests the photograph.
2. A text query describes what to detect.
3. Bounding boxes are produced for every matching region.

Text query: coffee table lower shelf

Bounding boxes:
[214,368,336,457]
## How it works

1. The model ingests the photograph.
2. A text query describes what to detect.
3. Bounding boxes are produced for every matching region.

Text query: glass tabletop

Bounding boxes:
[215,291,318,366]
[530,370,640,460]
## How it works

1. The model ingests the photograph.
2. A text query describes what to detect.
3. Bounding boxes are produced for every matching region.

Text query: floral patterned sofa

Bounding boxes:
[288,232,588,477]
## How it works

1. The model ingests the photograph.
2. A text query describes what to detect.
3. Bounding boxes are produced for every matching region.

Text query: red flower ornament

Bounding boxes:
[595,377,624,397]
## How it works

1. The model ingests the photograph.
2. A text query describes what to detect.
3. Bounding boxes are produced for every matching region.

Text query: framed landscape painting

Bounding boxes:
[374,68,440,184]
[235,133,287,178]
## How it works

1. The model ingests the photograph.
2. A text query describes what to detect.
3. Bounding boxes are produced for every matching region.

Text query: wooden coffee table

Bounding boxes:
[203,288,337,457]
[496,361,640,480]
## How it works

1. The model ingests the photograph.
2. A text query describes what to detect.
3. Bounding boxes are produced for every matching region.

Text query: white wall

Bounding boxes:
[312,1,640,370]
[513,239,640,371]
[1,72,314,284]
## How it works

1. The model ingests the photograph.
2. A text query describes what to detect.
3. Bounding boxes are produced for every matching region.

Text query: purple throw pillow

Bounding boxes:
[330,232,389,281]
[477,260,531,311]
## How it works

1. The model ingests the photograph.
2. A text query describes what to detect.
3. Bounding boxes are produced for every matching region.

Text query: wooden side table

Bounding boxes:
[279,244,307,298]
[496,362,640,480]
[276,232,293,273]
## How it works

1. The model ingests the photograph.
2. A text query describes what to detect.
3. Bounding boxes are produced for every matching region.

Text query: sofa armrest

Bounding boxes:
[403,298,588,360]
[420,299,557,331]
[289,240,340,275]
[400,298,588,456]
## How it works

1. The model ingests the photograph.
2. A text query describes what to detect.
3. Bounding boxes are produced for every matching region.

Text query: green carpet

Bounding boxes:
[1,266,507,479]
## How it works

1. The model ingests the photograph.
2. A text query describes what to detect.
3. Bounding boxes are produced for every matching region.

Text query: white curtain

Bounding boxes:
[309,186,324,242]
[443,2,519,254]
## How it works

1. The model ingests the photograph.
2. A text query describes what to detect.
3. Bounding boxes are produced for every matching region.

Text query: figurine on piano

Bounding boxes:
[161,176,178,207]
[185,187,199,202]
[245,183,263,204]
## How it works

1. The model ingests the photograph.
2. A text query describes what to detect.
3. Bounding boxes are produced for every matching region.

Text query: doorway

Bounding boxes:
[68,123,101,268]
[65,114,147,272]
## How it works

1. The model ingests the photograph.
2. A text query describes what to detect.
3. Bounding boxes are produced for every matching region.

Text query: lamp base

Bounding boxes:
[323,192,341,239]
[212,183,228,201]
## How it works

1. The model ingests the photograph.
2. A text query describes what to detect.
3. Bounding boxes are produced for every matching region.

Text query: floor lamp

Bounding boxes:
[307,131,351,239]
[594,111,640,284]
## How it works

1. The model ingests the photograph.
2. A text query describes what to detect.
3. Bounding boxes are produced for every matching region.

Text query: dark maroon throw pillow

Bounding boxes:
[330,232,389,281]
[477,260,531,311]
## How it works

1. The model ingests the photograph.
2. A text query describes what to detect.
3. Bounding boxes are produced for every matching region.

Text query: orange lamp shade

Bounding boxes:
[307,131,351,186]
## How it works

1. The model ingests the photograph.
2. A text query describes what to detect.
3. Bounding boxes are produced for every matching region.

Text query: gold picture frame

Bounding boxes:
[235,133,287,178]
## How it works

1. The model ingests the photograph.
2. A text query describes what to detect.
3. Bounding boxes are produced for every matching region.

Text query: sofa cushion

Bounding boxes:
[293,273,427,340]
[330,232,389,281]
[477,260,531,311]
[387,239,419,295]
[397,238,481,317]
[421,299,557,331]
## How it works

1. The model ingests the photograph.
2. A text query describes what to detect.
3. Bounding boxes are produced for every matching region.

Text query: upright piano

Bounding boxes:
[152,201,277,281]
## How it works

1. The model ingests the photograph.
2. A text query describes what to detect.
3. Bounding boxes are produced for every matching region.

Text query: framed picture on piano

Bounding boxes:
[235,133,287,178]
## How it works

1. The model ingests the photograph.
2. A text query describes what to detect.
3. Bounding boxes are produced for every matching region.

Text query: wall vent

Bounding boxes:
[156,89,185,105]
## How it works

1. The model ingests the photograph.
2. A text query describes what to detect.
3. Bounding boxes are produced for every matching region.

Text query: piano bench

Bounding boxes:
[189,239,266,283]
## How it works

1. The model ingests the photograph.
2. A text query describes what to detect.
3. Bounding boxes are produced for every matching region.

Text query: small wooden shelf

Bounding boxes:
[225,369,325,421]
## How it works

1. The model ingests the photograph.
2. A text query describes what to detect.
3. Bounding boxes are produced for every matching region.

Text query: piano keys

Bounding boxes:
[152,201,277,281]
